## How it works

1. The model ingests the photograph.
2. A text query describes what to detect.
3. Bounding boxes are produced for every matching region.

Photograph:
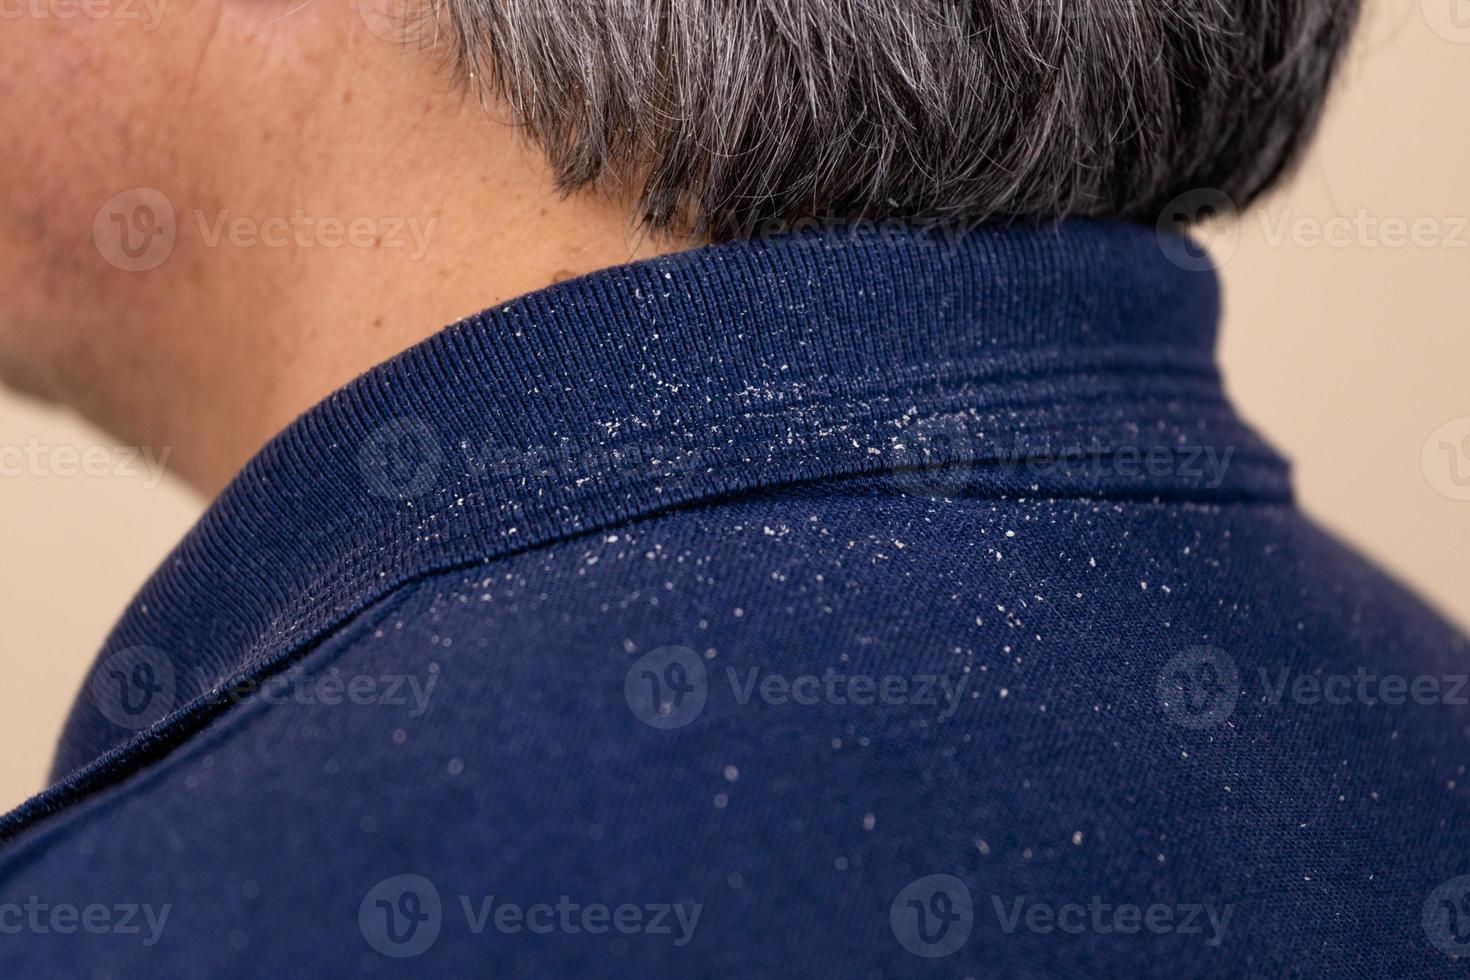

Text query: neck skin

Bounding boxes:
[144,56,680,497]
[0,0,679,498]
[163,145,675,496]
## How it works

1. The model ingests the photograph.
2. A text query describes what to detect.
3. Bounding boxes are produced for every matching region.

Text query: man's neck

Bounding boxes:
[0,1,680,498]
[168,194,672,496]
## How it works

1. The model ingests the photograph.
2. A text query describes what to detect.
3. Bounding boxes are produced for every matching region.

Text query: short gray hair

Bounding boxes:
[425,0,1359,239]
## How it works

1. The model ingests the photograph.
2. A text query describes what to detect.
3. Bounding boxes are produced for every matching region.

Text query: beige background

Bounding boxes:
[1,7,1467,810]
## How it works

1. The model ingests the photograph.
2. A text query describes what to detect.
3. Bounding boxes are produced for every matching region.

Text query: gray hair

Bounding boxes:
[421,0,1359,239]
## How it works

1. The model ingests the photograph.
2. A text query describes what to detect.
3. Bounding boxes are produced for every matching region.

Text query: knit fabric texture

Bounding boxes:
[1,221,1466,977]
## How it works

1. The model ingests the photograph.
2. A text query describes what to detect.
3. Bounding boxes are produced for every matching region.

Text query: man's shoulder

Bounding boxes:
[1,489,1466,976]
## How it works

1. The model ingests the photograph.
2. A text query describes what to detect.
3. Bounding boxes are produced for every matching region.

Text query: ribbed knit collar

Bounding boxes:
[6,219,1288,840]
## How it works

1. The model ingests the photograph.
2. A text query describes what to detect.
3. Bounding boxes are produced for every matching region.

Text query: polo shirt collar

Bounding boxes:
[11,219,1287,839]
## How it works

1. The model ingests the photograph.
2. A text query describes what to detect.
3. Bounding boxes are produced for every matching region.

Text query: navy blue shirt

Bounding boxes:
[2,221,1467,977]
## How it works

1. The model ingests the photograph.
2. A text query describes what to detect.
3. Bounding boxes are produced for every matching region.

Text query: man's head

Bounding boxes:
[0,0,1359,491]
